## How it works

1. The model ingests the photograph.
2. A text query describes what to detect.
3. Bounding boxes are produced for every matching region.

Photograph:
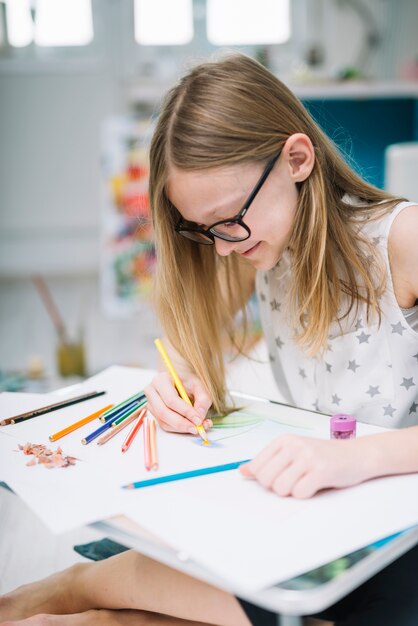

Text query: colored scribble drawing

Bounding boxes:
[211,412,263,429]
[17,442,78,468]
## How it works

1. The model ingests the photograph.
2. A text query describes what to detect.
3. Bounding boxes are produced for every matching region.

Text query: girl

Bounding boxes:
[1,53,418,626]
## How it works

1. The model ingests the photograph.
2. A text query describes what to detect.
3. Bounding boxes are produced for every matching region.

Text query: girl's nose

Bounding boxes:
[214,237,236,256]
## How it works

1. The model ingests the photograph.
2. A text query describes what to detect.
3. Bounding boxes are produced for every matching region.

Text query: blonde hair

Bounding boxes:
[149,53,403,413]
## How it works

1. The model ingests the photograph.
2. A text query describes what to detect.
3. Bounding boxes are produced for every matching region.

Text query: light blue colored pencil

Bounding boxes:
[122,459,251,489]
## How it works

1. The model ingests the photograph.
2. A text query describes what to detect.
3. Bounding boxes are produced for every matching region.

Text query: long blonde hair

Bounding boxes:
[149,53,403,413]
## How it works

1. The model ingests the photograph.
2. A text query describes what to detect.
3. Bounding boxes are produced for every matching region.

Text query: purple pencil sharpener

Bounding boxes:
[330,413,356,440]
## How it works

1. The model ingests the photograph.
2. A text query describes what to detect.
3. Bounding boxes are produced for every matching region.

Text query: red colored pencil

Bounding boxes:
[121,407,147,453]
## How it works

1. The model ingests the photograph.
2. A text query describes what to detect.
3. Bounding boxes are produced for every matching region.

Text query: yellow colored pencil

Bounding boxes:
[149,418,158,470]
[154,338,209,445]
[49,404,113,442]
[97,408,141,445]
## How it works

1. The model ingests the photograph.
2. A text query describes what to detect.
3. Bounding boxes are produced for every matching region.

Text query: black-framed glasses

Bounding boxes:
[175,152,281,245]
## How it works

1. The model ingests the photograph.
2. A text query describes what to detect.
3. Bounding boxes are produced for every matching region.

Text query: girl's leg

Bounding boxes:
[2,608,222,626]
[0,550,252,626]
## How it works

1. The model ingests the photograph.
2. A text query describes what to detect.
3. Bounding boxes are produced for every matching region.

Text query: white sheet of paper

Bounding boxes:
[125,468,418,593]
[1,365,416,592]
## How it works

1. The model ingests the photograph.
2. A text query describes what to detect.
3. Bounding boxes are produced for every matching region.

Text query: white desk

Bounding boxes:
[90,514,418,626]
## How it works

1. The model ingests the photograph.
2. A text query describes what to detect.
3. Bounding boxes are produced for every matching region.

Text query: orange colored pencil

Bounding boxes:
[97,409,139,445]
[149,418,158,470]
[121,407,147,453]
[49,404,113,442]
[143,415,151,470]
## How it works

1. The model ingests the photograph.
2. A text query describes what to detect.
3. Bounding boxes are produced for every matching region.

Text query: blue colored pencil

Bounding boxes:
[122,459,251,489]
[81,419,115,444]
[101,399,141,423]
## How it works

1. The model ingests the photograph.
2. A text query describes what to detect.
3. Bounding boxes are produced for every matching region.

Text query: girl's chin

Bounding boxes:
[241,245,282,271]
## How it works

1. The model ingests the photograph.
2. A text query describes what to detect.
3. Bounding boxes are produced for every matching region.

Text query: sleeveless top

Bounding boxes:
[256,201,418,428]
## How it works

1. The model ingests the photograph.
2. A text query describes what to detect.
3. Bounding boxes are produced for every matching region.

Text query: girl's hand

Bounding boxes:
[144,371,213,435]
[240,435,372,499]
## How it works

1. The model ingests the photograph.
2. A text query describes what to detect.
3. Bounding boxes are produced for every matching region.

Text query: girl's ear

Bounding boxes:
[283,133,315,182]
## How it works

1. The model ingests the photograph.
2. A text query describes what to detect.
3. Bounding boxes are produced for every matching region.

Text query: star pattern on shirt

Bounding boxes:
[270,299,281,312]
[312,400,320,412]
[299,368,307,379]
[356,331,371,344]
[264,273,268,285]
[383,404,396,417]
[366,385,380,398]
[331,394,342,406]
[347,359,360,373]
[409,402,418,414]
[325,362,332,373]
[259,292,266,301]
[372,236,381,246]
[275,336,284,349]
[355,319,364,331]
[391,322,406,336]
[413,353,418,362]
[401,377,415,391]
[268,353,275,362]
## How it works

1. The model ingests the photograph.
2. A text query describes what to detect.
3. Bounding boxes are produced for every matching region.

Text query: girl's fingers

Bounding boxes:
[145,375,201,426]
[188,380,212,420]
[252,450,293,490]
[144,383,196,433]
[290,472,321,499]
[244,436,287,476]
[271,460,308,497]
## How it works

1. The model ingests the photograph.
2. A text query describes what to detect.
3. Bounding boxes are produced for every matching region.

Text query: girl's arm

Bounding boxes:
[240,426,418,499]
[241,205,418,498]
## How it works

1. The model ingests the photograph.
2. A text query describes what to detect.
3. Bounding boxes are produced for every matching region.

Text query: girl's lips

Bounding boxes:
[241,242,261,256]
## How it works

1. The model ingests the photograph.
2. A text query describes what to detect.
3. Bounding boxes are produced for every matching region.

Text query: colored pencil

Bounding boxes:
[101,401,140,425]
[121,407,147,452]
[143,415,151,471]
[154,338,209,445]
[0,391,106,426]
[100,391,145,420]
[49,404,113,442]
[97,409,141,446]
[81,419,115,444]
[112,400,147,426]
[149,418,158,470]
[122,459,250,489]
[100,398,141,423]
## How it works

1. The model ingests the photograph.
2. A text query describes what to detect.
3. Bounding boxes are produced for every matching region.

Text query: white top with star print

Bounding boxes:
[256,201,418,427]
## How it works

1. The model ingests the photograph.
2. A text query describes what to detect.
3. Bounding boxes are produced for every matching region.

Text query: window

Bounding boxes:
[207,0,290,46]
[134,0,193,46]
[4,0,93,48]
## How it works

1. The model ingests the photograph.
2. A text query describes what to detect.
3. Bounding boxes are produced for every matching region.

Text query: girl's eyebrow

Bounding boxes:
[202,192,248,223]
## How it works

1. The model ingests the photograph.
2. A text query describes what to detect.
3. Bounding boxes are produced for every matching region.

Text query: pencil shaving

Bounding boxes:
[17,442,78,469]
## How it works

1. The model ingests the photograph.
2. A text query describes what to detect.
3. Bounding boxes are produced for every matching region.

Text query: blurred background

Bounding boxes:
[0,0,417,391]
